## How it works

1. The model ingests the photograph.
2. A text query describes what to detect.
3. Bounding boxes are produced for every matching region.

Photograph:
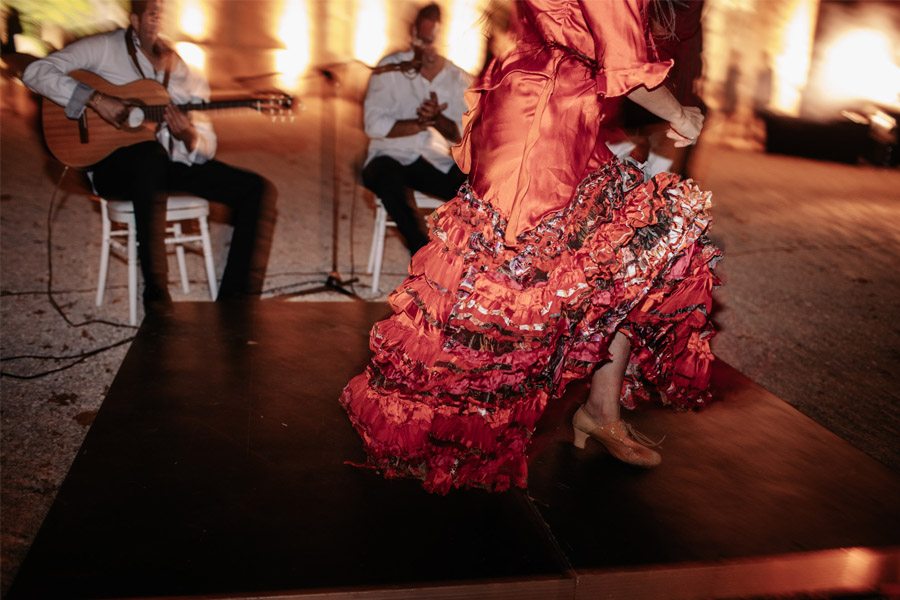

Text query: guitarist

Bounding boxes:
[22,0,275,315]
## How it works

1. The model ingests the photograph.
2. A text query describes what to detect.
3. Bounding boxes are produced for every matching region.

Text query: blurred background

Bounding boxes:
[2,0,898,162]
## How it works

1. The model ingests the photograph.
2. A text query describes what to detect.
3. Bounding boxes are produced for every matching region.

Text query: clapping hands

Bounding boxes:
[416,92,447,127]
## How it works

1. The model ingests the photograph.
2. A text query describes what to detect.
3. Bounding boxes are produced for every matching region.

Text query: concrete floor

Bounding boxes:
[2,74,899,593]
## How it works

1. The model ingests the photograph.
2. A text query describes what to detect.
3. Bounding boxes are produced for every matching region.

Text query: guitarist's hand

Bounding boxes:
[88,92,127,128]
[164,104,198,152]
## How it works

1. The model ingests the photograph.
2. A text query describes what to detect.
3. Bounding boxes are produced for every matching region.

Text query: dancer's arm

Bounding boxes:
[627,85,703,147]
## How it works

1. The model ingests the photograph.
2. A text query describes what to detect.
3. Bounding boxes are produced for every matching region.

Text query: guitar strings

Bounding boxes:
[141,97,288,123]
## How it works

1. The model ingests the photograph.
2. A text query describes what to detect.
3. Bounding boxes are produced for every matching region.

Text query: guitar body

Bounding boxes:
[40,70,292,168]
[41,70,169,168]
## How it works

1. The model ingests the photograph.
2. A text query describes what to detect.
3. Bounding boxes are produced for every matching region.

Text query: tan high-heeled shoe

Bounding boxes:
[572,406,662,468]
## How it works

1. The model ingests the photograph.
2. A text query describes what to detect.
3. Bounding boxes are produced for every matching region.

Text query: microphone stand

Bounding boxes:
[293,65,360,299]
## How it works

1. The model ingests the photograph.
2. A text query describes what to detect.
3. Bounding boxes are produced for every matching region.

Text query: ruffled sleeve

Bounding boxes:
[579,0,672,97]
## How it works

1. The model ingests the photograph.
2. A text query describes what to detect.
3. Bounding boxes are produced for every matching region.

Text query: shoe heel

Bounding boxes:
[573,427,589,449]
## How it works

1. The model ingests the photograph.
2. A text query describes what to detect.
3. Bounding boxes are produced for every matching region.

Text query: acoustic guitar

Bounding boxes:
[41,70,293,168]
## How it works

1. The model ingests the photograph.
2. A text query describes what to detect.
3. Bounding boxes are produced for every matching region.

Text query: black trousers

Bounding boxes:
[91,141,276,305]
[362,156,466,255]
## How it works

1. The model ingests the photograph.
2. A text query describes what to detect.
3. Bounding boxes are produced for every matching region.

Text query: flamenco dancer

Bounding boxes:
[341,0,722,494]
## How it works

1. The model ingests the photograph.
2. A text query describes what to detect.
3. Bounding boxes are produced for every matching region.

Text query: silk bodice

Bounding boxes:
[453,0,672,243]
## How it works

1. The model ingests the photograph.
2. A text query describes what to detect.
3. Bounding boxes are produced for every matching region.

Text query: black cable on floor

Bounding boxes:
[262,278,334,296]
[45,166,138,330]
[1,167,138,381]
[1,284,130,296]
[0,336,136,379]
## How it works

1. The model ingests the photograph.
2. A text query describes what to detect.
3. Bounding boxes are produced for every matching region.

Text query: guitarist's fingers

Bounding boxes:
[164,104,197,146]
[164,104,189,132]
[92,94,127,128]
[113,105,128,128]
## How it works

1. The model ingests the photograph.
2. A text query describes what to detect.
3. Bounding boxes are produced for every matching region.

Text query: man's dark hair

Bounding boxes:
[415,3,441,26]
[131,0,150,16]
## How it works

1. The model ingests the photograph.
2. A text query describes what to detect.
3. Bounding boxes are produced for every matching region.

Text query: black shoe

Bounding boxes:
[143,283,171,302]
[216,287,259,303]
[143,285,173,317]
[144,298,173,317]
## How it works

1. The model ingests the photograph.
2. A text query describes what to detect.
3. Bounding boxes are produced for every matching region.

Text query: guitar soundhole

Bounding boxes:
[125,106,145,129]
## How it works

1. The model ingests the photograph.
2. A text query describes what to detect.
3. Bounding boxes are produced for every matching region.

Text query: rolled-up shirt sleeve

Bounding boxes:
[363,62,402,139]
[186,117,216,163]
[166,58,217,164]
[186,71,216,163]
[22,35,110,118]
[579,0,672,97]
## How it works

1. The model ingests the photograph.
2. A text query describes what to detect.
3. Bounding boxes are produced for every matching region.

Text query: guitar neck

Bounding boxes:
[143,99,262,122]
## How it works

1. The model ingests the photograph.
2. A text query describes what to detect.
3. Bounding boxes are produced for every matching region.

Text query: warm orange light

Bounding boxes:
[179,0,206,39]
[175,41,206,73]
[354,0,389,67]
[772,0,817,114]
[276,0,311,90]
[870,109,896,132]
[838,548,884,586]
[445,0,484,75]
[820,28,900,106]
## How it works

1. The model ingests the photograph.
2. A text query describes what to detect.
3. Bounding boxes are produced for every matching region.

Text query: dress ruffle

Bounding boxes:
[599,58,673,98]
[340,160,721,494]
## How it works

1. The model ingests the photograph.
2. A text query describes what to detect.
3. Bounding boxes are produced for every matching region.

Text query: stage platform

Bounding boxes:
[9,301,899,599]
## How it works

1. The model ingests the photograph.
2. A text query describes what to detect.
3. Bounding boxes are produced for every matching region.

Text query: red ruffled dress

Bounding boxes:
[340,0,722,494]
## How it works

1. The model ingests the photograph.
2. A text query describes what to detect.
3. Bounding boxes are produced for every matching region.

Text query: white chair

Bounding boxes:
[95,194,218,325]
[366,191,443,295]
[606,139,673,180]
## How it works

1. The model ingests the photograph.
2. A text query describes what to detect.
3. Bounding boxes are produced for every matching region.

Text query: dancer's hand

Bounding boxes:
[667,106,703,147]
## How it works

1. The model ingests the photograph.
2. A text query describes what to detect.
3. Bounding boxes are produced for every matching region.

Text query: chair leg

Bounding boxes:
[377,211,387,266]
[371,206,387,295]
[127,223,138,326]
[198,215,218,300]
[173,222,190,294]
[96,203,112,307]
[367,204,382,274]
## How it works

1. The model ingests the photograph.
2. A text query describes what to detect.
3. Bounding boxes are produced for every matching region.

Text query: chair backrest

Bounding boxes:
[412,191,443,210]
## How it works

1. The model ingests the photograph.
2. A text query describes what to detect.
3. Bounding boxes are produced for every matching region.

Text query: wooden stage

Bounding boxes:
[9,301,899,599]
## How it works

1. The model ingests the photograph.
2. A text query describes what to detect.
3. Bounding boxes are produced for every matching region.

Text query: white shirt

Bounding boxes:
[22,28,216,166]
[364,50,471,173]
